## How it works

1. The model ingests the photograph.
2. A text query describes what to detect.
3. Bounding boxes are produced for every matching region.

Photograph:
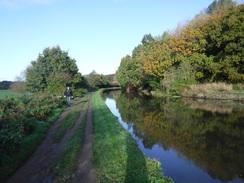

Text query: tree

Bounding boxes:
[141,34,155,45]
[203,4,244,82]
[143,43,172,77]
[25,46,83,94]
[206,0,236,15]
[86,71,109,88]
[170,26,207,57]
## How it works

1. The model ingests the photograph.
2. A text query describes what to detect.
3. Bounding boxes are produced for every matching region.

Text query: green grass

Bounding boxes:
[0,90,21,99]
[233,90,244,95]
[92,90,173,183]
[54,102,88,182]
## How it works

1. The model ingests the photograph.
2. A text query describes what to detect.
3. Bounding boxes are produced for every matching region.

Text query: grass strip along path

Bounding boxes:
[92,90,173,183]
[54,94,97,183]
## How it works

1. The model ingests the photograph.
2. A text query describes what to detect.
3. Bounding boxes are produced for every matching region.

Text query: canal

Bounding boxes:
[103,90,244,183]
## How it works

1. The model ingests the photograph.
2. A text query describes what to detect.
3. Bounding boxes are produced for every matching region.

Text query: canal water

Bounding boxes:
[103,90,244,183]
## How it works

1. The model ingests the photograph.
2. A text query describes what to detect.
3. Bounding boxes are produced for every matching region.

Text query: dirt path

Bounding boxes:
[72,94,96,183]
[6,95,96,183]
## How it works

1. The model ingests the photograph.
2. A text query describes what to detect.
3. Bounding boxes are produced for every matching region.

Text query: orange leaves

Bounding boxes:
[170,26,207,57]
[143,43,172,77]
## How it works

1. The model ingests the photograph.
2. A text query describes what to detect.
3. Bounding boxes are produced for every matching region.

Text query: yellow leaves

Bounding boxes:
[170,26,207,57]
[143,43,172,77]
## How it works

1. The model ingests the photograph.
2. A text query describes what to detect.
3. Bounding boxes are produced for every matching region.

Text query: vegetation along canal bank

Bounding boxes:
[1,90,173,183]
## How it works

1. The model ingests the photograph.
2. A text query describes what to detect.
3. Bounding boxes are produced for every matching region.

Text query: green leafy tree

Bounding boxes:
[116,1,243,93]
[162,62,197,94]
[206,0,236,14]
[25,46,83,94]
[203,4,244,82]
[86,71,109,88]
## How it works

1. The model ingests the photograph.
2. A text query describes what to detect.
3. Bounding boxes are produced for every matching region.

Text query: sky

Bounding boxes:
[0,0,242,81]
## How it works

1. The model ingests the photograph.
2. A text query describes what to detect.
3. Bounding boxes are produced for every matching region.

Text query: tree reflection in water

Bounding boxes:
[103,90,244,183]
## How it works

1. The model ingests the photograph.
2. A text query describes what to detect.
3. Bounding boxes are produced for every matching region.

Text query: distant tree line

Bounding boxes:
[0,81,13,89]
[116,0,243,94]
[1,46,118,95]
[23,46,118,95]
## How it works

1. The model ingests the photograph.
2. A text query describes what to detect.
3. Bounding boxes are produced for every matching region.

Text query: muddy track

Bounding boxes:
[72,94,96,183]
[6,94,96,183]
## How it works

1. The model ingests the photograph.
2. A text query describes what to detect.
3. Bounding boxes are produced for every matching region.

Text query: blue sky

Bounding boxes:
[0,0,241,81]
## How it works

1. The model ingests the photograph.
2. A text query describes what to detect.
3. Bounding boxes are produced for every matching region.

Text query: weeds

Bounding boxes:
[182,82,233,95]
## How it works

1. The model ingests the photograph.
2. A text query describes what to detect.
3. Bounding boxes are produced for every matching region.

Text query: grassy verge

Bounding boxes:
[92,90,173,183]
[54,96,88,142]
[54,101,88,182]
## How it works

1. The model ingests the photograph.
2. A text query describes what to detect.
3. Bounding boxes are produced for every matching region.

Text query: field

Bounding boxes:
[0,90,21,99]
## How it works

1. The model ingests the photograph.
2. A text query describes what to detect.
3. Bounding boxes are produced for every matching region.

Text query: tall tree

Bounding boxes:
[203,4,244,82]
[25,46,83,94]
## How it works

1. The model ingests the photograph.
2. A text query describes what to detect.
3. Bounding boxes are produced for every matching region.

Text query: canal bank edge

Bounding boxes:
[93,89,174,183]
[147,90,244,101]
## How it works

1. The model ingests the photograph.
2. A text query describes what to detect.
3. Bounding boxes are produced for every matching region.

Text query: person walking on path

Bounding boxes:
[64,86,73,106]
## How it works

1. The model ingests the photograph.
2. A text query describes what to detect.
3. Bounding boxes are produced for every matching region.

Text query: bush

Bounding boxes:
[161,62,197,94]
[0,92,65,166]
[73,88,88,97]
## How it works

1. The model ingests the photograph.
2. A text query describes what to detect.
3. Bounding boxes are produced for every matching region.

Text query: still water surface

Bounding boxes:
[103,90,244,183]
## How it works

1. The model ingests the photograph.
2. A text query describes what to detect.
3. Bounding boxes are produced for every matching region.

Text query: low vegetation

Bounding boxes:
[181,83,244,100]
[0,92,65,181]
[92,90,173,183]
[182,82,233,95]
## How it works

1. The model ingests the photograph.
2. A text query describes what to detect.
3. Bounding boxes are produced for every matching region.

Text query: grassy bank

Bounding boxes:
[181,83,244,101]
[148,83,244,101]
[92,90,173,183]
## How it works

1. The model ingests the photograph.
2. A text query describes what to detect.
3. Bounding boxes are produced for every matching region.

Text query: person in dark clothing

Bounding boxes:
[64,86,73,106]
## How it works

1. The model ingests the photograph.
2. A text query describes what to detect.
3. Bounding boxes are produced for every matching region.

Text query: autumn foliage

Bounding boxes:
[116,1,243,93]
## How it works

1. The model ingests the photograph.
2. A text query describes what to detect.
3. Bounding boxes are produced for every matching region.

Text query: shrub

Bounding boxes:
[73,88,88,97]
[161,62,197,94]
[0,92,65,164]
